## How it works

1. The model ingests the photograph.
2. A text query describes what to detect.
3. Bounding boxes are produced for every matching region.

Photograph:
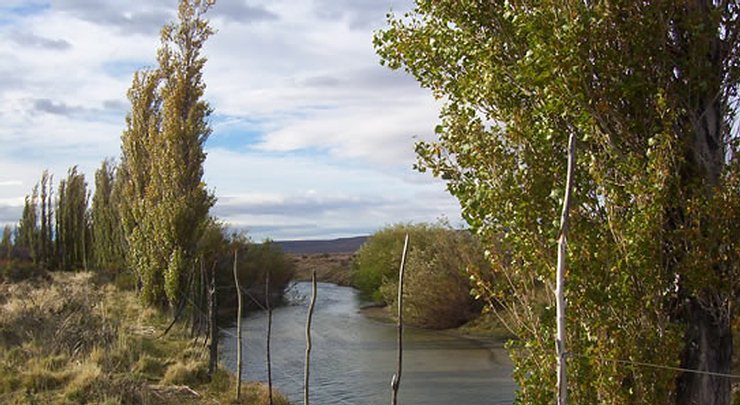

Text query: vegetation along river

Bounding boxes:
[221,281,516,404]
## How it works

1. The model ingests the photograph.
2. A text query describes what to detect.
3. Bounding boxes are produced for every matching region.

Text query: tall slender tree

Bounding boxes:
[56,166,89,271]
[37,170,54,268]
[120,0,215,307]
[0,225,13,260]
[17,185,39,261]
[91,158,125,271]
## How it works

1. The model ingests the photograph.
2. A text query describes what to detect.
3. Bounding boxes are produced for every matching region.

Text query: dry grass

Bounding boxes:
[0,270,290,404]
[291,253,353,285]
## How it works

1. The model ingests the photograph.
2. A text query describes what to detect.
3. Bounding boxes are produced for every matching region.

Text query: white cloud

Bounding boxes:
[0,0,461,239]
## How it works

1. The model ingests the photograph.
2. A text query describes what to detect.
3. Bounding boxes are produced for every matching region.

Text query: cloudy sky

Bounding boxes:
[0,0,462,240]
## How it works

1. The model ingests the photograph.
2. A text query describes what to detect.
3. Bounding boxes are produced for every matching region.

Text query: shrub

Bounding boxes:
[352,223,441,301]
[216,237,296,313]
[355,222,490,329]
[0,259,48,283]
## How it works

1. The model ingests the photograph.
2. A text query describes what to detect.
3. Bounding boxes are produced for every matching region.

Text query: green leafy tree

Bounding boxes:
[376,1,737,404]
[17,185,39,261]
[0,225,13,260]
[119,0,215,307]
[56,166,90,271]
[91,158,125,271]
[37,170,54,268]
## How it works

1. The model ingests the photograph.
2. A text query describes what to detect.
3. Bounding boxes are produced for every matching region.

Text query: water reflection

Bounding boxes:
[221,282,516,404]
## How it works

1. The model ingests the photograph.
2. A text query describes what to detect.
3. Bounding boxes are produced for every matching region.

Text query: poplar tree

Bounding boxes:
[17,185,39,261]
[0,225,13,260]
[377,1,738,403]
[37,170,54,268]
[56,166,89,271]
[91,158,125,271]
[120,0,215,307]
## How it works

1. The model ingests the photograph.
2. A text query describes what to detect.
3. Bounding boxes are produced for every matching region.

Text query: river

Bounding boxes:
[221,281,516,404]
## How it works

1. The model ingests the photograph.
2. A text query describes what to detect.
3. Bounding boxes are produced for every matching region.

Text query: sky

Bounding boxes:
[0,0,462,241]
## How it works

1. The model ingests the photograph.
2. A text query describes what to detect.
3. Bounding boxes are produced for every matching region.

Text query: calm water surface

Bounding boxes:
[221,282,516,405]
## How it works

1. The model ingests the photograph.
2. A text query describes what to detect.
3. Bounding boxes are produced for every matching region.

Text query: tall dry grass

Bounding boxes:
[0,270,289,404]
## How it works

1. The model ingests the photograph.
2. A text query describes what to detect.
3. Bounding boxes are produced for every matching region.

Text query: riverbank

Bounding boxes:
[291,252,515,343]
[0,270,289,404]
[360,304,514,343]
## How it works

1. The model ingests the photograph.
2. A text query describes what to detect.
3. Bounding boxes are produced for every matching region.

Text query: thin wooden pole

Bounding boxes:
[304,270,317,405]
[207,261,218,379]
[556,132,576,405]
[391,233,409,405]
[233,248,243,400]
[266,268,274,405]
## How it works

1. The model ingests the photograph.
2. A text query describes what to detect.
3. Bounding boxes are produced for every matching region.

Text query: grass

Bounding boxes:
[0,270,290,404]
[291,253,353,286]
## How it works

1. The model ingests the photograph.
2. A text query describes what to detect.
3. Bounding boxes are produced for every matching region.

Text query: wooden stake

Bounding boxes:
[266,268,274,405]
[233,248,243,400]
[304,270,317,405]
[556,132,576,405]
[391,233,409,405]
[207,261,218,379]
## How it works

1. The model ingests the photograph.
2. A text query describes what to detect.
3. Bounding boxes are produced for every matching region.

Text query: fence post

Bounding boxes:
[266,268,274,405]
[391,233,409,405]
[304,270,317,405]
[233,248,243,400]
[556,132,576,405]
[207,261,218,379]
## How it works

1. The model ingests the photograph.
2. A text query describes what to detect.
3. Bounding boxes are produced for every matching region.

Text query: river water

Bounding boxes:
[221,282,516,404]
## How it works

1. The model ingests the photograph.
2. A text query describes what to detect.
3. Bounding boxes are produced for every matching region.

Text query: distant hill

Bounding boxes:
[274,236,368,255]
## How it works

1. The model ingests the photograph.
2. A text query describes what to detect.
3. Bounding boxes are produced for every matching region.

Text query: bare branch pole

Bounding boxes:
[556,132,576,405]
[391,233,409,405]
[233,248,243,401]
[266,268,274,405]
[207,261,218,379]
[304,270,317,405]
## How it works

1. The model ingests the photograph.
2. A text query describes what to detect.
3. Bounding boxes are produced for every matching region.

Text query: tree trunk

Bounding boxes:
[674,3,733,402]
[675,298,732,405]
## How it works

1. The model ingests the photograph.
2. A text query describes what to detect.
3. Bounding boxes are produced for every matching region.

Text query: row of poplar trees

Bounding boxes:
[14,0,215,309]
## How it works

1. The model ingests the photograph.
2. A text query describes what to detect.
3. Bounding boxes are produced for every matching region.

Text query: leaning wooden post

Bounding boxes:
[556,132,576,405]
[304,270,317,405]
[207,262,218,379]
[233,249,243,401]
[391,233,409,405]
[266,268,274,405]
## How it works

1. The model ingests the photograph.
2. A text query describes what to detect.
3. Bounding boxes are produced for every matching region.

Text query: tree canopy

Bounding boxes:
[376,1,738,403]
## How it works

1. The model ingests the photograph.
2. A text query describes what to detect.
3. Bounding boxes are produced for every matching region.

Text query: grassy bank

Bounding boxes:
[360,304,514,343]
[0,271,288,404]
